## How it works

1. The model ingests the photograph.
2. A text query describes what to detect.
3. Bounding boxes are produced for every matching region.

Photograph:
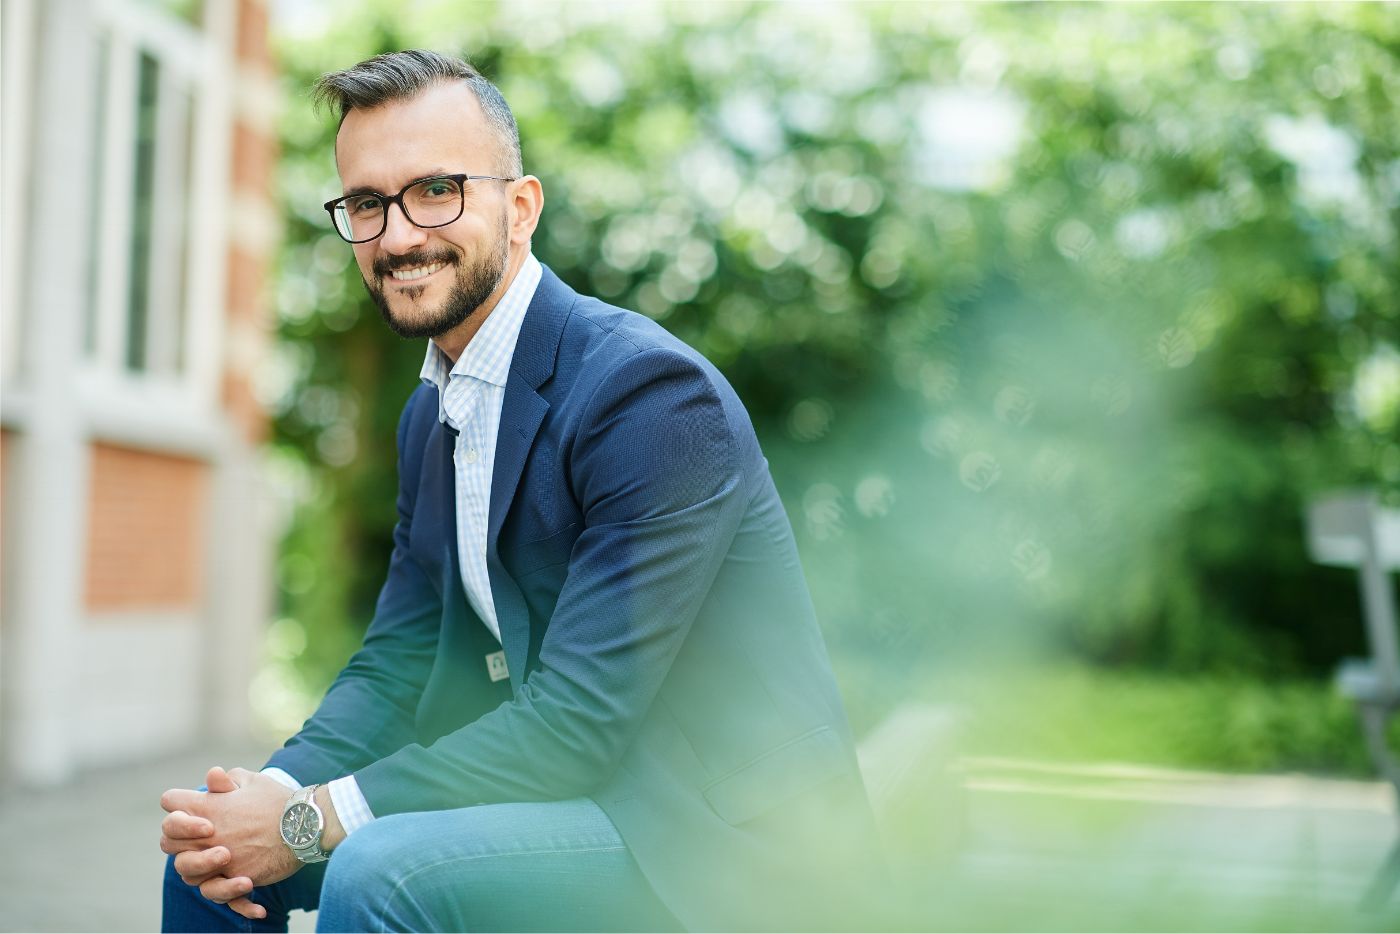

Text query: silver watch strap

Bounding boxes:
[292,841,329,863]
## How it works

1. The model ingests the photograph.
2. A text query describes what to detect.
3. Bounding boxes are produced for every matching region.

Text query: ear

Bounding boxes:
[508,175,544,246]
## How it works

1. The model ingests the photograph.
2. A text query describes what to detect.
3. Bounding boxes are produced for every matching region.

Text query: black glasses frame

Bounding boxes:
[323,173,517,243]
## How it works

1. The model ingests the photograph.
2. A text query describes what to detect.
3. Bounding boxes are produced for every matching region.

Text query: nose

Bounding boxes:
[378,202,427,256]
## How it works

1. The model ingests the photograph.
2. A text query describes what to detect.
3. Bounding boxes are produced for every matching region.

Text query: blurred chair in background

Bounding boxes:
[1305,490,1400,910]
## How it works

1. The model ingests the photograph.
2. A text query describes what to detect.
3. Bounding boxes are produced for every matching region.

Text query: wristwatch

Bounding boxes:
[279,784,330,864]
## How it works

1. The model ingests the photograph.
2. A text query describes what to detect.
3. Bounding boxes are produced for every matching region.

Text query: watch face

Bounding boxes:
[281,802,320,847]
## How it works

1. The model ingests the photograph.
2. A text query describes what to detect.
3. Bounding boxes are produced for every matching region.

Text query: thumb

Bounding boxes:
[206,766,239,794]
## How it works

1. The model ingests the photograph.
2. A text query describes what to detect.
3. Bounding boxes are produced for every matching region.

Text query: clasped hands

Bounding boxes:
[159,766,302,921]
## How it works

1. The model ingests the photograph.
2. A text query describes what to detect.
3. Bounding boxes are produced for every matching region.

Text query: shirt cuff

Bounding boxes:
[261,767,301,791]
[328,775,376,836]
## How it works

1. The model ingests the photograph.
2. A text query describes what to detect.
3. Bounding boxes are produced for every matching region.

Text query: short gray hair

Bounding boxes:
[313,50,522,177]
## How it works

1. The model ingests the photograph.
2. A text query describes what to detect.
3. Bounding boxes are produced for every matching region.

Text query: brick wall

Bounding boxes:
[84,443,208,611]
[223,0,278,447]
[0,427,8,621]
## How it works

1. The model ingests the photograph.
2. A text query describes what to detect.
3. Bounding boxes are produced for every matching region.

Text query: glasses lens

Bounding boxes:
[403,177,464,228]
[335,195,385,243]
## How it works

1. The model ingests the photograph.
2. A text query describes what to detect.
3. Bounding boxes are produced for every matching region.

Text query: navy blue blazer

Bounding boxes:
[267,266,880,929]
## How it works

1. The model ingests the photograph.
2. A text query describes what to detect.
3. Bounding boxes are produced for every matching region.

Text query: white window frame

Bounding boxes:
[1,0,39,392]
[80,0,232,439]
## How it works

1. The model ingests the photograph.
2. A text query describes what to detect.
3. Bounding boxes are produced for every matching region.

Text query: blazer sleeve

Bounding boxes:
[263,389,442,783]
[352,346,748,814]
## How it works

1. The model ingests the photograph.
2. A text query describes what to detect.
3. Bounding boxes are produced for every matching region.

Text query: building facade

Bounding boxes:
[0,0,280,785]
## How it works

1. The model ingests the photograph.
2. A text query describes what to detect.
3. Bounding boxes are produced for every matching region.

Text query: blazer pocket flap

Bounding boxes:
[502,522,578,577]
[702,726,846,826]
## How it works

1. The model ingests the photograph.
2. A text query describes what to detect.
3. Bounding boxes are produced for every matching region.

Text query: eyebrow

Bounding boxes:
[342,168,451,198]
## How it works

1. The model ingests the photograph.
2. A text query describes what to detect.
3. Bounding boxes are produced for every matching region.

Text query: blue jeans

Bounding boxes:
[162,798,681,932]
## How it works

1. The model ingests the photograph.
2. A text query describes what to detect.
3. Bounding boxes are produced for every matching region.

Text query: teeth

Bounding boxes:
[390,262,445,281]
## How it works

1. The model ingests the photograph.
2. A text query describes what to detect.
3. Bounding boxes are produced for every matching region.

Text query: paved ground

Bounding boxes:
[2,741,1398,932]
[0,741,316,933]
[923,758,1400,931]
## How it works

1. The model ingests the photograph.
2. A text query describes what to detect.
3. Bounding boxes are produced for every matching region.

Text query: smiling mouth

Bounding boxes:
[388,261,447,283]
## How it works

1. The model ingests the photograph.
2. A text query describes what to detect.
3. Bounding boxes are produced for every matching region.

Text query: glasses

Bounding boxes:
[323,173,516,243]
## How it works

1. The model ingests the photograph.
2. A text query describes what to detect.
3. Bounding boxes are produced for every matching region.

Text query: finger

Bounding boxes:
[226,896,267,921]
[179,868,223,887]
[160,788,203,814]
[206,766,239,794]
[175,845,228,881]
[160,833,217,856]
[199,874,254,906]
[161,810,214,840]
[227,767,256,785]
[175,846,230,883]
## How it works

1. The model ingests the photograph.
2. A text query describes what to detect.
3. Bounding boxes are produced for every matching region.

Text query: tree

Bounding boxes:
[262,2,1399,727]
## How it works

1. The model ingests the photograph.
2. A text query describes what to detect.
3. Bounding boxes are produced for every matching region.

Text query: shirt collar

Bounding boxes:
[419,252,543,404]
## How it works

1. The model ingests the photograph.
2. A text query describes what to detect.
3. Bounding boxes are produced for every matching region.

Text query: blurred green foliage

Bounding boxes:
[838,656,1399,776]
[259,2,1399,764]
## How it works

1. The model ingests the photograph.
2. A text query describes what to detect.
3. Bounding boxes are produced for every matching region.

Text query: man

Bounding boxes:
[160,50,880,932]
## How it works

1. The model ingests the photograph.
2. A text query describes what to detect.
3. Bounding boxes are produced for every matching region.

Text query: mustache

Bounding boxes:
[372,249,458,279]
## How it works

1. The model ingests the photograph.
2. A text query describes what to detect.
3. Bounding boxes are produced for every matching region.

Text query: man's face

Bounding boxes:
[335,81,512,340]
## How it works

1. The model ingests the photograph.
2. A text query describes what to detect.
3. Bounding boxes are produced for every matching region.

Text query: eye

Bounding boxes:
[347,195,383,215]
[418,180,458,200]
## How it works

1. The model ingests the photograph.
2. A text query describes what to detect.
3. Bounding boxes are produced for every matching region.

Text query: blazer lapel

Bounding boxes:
[487,389,550,560]
[486,265,573,689]
[486,390,547,692]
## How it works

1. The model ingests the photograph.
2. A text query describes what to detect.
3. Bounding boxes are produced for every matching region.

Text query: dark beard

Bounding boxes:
[364,215,510,340]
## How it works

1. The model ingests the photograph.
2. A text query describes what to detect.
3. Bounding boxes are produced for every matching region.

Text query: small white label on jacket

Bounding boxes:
[485,650,510,682]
